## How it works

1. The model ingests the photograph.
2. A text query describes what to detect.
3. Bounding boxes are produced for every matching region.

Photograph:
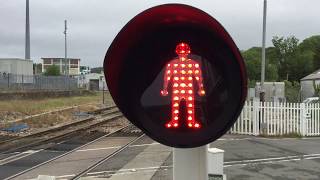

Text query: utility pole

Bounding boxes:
[64,20,68,75]
[260,0,267,102]
[102,82,105,104]
[25,0,30,60]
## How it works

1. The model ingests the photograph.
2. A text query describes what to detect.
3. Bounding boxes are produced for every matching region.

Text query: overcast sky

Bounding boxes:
[0,0,319,67]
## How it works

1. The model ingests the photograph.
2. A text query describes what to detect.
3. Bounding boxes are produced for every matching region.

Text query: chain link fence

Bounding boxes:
[0,73,78,91]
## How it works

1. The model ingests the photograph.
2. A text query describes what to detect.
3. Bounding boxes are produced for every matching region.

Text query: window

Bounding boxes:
[43,59,51,64]
[70,59,79,65]
[53,59,61,64]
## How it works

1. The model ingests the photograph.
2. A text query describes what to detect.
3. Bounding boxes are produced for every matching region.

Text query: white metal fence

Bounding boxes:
[0,73,78,91]
[230,101,320,136]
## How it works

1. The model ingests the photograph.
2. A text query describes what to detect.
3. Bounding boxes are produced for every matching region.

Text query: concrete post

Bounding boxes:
[300,103,307,136]
[207,148,225,179]
[260,0,267,102]
[253,99,260,136]
[173,145,208,180]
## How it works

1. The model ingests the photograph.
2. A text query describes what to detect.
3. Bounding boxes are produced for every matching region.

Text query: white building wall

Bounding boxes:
[80,73,106,90]
[301,80,320,101]
[0,61,11,73]
[0,58,33,75]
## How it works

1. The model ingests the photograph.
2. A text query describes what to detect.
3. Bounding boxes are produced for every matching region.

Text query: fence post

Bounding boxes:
[252,99,259,136]
[22,74,24,90]
[7,73,10,89]
[300,103,307,136]
[39,75,41,90]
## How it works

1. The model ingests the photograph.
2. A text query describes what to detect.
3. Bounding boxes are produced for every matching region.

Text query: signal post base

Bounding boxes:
[173,145,209,180]
[173,146,225,180]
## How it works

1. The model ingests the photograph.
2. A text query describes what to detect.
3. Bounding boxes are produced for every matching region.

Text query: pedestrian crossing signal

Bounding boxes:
[161,43,204,129]
[104,4,247,148]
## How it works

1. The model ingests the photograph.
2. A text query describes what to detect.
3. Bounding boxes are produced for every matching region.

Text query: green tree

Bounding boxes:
[299,35,320,71]
[272,36,299,81]
[284,80,301,102]
[242,35,319,84]
[44,65,60,76]
[313,43,320,70]
[242,47,279,82]
[242,47,261,81]
[299,35,320,51]
[287,50,313,81]
[266,63,278,81]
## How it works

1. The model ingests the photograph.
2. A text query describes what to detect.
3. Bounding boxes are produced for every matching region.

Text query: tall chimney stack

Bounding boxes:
[25,0,30,60]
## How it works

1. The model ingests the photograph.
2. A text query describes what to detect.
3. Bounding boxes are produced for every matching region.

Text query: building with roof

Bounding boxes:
[300,69,320,101]
[255,82,286,102]
[41,58,80,76]
[78,72,106,91]
[0,58,33,76]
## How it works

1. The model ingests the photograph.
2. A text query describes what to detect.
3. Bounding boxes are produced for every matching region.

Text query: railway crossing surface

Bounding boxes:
[2,134,320,179]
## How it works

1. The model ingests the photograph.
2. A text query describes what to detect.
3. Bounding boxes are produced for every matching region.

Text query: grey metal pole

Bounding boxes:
[102,82,105,104]
[64,20,68,75]
[25,0,30,60]
[7,74,10,89]
[260,0,267,102]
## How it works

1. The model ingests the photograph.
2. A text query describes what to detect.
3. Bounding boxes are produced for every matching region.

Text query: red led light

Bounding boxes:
[161,43,206,129]
[175,42,191,56]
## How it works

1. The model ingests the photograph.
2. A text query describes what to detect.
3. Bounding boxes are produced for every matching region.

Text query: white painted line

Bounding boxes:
[130,142,160,147]
[0,150,43,166]
[303,153,320,157]
[55,165,173,178]
[76,142,161,152]
[55,153,320,178]
[76,146,120,152]
[224,153,320,167]
[305,156,320,160]
[224,158,303,167]
[224,155,300,164]
[216,137,299,141]
[55,174,76,179]
[218,136,320,141]
[217,138,254,141]
[87,166,167,175]
[301,137,320,140]
[3,127,127,180]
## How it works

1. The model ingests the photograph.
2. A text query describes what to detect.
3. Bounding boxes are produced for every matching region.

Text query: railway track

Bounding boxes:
[0,105,121,154]
[5,125,143,180]
[71,134,145,179]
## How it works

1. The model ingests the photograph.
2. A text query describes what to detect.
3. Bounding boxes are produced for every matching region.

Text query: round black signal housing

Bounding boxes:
[104,4,247,148]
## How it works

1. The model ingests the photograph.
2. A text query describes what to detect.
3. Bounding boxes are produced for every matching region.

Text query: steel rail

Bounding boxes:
[4,124,132,180]
[0,107,120,154]
[71,133,145,180]
[0,105,117,146]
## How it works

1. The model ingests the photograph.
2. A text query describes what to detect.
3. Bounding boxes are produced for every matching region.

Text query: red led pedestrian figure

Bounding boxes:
[161,43,205,129]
